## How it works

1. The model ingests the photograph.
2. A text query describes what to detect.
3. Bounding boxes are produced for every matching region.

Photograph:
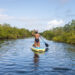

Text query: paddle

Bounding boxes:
[40,36,49,47]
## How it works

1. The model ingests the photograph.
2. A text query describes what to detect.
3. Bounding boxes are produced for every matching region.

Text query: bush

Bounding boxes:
[42,20,75,44]
[0,24,32,39]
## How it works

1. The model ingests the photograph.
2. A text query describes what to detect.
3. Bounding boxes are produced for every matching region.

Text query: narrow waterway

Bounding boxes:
[0,38,75,75]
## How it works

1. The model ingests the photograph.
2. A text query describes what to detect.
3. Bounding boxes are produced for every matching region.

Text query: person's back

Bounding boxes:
[32,30,40,47]
[35,33,40,39]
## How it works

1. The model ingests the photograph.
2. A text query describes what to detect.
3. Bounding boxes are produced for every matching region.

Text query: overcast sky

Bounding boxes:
[0,0,75,32]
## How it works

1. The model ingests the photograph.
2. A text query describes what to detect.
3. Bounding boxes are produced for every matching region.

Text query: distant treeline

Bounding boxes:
[0,24,32,39]
[42,20,75,44]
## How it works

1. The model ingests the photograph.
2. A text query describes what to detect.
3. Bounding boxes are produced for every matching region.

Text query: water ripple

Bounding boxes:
[0,38,75,75]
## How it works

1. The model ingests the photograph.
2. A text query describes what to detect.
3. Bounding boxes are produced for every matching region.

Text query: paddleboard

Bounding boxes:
[31,46,45,52]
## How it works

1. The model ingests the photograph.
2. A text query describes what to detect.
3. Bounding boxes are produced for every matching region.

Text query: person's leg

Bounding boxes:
[34,42,38,47]
[33,41,36,47]
[37,42,40,47]
[33,44,35,46]
[35,41,37,47]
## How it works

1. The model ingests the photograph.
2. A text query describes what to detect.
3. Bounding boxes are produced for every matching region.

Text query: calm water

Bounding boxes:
[0,38,75,75]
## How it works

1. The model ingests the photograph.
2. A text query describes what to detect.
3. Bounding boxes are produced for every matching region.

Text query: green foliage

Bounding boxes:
[42,30,54,40]
[0,24,32,39]
[42,20,75,44]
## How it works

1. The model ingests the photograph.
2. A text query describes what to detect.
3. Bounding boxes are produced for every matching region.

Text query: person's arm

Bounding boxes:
[39,33,40,37]
[32,30,35,36]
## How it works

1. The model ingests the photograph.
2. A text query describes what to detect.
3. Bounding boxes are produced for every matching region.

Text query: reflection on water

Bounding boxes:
[0,38,75,75]
[34,53,39,63]
[33,53,39,71]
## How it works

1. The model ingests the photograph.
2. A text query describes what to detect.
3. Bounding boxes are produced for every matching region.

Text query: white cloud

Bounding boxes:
[0,8,6,13]
[22,19,64,32]
[47,19,64,30]
[0,8,65,32]
[0,14,14,20]
[48,19,63,25]
[0,8,14,20]
[15,17,49,22]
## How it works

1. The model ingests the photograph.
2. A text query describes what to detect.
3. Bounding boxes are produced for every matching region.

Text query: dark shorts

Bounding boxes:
[35,39,39,43]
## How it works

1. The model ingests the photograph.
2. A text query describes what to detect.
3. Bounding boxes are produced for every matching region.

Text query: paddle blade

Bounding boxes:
[45,43,49,47]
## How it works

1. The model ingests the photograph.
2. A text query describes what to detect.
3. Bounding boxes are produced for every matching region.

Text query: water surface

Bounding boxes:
[0,38,75,75]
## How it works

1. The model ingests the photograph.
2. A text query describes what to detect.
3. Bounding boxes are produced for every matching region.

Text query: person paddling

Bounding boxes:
[32,30,40,47]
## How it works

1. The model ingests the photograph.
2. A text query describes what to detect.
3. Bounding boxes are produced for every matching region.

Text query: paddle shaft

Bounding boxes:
[40,36,49,47]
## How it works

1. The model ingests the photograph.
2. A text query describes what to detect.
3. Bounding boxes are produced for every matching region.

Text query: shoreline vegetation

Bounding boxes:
[0,20,75,45]
[42,20,75,44]
[0,24,32,39]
